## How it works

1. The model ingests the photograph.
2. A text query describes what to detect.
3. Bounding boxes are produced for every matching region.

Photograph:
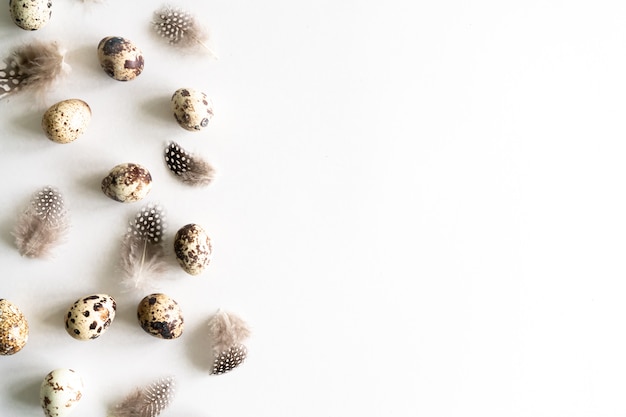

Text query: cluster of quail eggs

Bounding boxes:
[41,37,213,146]
[1,289,190,417]
[38,33,216,273]
[3,2,240,417]
[62,293,186,342]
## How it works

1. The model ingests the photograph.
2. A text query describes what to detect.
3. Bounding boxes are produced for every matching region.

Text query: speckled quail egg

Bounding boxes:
[137,293,184,340]
[0,299,28,355]
[40,368,83,417]
[42,99,91,144]
[10,0,52,31]
[174,223,212,275]
[171,88,214,131]
[101,163,152,203]
[65,294,116,340]
[97,36,144,81]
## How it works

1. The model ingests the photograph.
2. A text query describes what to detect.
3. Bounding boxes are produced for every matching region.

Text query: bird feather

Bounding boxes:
[208,310,251,355]
[12,186,70,258]
[152,6,216,57]
[110,376,175,417]
[164,141,216,186]
[120,204,168,291]
[212,344,248,375]
[0,41,69,100]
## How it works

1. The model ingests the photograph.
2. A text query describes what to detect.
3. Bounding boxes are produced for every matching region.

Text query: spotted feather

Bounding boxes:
[164,141,215,186]
[0,60,23,99]
[0,41,68,100]
[212,344,248,375]
[12,186,70,258]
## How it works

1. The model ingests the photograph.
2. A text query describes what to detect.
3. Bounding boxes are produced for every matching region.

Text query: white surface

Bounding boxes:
[2,1,626,416]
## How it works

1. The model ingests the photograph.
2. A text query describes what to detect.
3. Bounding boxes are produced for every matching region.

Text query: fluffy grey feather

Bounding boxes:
[120,204,168,291]
[0,41,69,100]
[208,310,251,361]
[111,376,175,417]
[12,186,69,258]
[152,6,216,57]
[164,141,215,186]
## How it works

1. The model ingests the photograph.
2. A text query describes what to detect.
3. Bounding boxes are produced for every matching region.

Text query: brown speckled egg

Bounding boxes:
[10,0,52,31]
[137,293,184,339]
[0,299,28,355]
[65,294,116,341]
[40,368,83,417]
[101,163,152,203]
[174,223,212,275]
[171,88,214,132]
[97,36,144,81]
[42,99,91,144]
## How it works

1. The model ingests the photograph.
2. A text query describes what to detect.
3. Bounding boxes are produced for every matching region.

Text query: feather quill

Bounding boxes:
[120,204,168,291]
[110,376,175,417]
[12,186,70,258]
[0,41,69,100]
[152,6,216,57]
[164,141,215,186]
[208,310,251,375]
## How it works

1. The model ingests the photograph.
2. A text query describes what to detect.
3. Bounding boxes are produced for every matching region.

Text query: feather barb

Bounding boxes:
[110,376,175,417]
[12,186,70,258]
[164,141,215,186]
[152,6,217,58]
[208,310,251,375]
[1,41,69,100]
[120,204,168,290]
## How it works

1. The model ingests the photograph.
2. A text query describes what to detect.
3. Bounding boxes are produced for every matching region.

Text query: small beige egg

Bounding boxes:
[174,223,212,275]
[171,88,214,132]
[40,368,83,417]
[137,293,184,339]
[10,0,52,31]
[0,299,28,355]
[101,163,152,203]
[97,36,144,81]
[42,99,91,144]
[64,294,116,341]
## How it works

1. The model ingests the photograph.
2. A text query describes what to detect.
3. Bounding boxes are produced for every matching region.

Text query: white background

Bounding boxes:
[1,1,626,416]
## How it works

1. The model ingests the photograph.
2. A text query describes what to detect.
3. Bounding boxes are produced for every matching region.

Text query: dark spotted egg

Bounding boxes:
[65,294,116,341]
[137,293,184,340]
[171,88,214,131]
[97,36,144,81]
[101,162,152,203]
[174,223,213,275]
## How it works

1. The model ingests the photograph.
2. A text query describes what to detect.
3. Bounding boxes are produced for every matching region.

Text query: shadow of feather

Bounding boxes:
[0,216,17,253]
[0,194,29,253]
[186,318,212,372]
[94,237,129,303]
